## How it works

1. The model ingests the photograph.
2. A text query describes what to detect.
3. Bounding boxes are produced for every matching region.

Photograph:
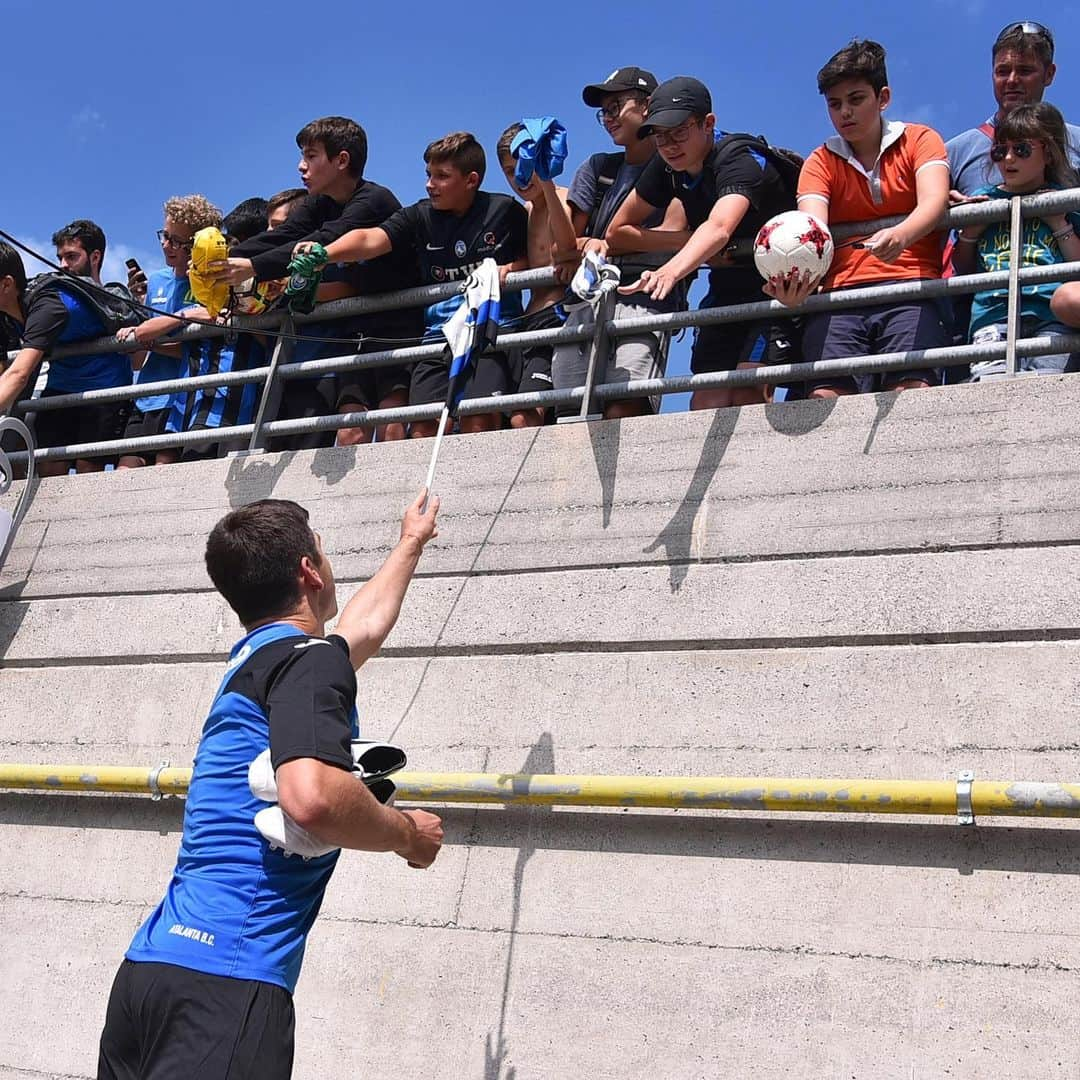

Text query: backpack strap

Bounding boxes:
[978,121,996,139]
[585,152,626,238]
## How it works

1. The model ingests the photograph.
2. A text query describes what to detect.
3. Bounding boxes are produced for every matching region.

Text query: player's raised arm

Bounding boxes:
[333,488,440,669]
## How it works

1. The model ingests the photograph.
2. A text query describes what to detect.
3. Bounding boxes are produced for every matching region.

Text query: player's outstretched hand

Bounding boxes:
[397,809,444,869]
[402,488,440,548]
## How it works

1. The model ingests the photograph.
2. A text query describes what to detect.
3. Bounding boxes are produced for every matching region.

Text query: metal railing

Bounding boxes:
[3,189,1079,468]
[2,761,1079,824]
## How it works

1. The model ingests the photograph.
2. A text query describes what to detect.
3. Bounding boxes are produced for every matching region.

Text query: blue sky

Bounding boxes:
[3,0,1077,408]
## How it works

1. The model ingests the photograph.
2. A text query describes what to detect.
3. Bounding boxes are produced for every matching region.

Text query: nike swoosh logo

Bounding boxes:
[426,243,445,251]
[294,639,332,649]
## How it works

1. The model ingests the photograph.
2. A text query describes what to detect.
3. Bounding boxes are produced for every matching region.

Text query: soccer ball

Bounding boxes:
[753,211,834,286]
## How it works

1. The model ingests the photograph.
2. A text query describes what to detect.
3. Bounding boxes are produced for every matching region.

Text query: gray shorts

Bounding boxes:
[551,296,672,416]
[969,319,1075,381]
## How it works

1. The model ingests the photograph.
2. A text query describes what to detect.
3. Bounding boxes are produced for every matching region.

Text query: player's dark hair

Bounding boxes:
[51,219,107,261]
[205,499,320,625]
[0,241,27,294]
[425,131,486,184]
[817,39,889,95]
[994,102,1079,188]
[296,116,368,178]
[496,123,524,163]
[223,198,270,243]
[267,187,307,218]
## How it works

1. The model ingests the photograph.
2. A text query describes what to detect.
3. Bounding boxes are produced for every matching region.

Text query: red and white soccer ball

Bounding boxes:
[753,211,834,286]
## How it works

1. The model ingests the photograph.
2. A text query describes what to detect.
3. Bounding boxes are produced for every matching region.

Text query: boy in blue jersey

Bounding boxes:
[294,131,529,439]
[0,227,133,477]
[98,490,444,1079]
[115,194,222,468]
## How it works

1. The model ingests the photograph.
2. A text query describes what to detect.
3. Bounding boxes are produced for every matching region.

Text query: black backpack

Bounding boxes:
[706,133,803,206]
[24,273,143,336]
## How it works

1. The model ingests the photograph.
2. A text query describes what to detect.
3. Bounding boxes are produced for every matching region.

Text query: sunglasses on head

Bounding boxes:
[990,140,1038,162]
[994,21,1054,58]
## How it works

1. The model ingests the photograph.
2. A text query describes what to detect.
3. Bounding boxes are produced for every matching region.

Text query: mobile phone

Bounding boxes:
[125,257,143,275]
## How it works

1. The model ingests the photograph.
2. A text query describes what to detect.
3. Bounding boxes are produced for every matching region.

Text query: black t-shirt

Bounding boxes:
[17,290,70,352]
[232,179,422,336]
[635,138,792,296]
[380,191,527,287]
[220,630,356,771]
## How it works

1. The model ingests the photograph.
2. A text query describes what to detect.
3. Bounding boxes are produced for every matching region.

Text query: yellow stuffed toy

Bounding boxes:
[188,226,231,318]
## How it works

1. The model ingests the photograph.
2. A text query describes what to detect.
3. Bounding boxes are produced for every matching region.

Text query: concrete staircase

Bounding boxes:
[2,376,1079,1078]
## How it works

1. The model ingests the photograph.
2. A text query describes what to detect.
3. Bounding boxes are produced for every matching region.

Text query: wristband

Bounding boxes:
[1052,225,1076,240]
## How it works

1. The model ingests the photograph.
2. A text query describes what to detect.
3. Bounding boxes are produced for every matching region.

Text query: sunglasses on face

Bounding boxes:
[157,229,193,250]
[990,140,1038,162]
[994,21,1054,58]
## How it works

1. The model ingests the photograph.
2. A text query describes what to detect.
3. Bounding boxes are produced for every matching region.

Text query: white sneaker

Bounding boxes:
[248,748,278,802]
[254,805,338,859]
[350,740,407,781]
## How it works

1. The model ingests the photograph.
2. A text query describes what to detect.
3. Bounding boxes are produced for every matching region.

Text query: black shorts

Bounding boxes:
[268,376,338,452]
[98,959,294,1080]
[409,346,514,409]
[123,405,172,441]
[32,390,131,463]
[510,306,562,397]
[337,337,412,411]
[691,317,796,374]
[801,296,945,393]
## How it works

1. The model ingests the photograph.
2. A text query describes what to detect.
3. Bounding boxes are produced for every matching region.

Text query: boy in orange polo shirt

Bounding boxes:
[767,40,950,396]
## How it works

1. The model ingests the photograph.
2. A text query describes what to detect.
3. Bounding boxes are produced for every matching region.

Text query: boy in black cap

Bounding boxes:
[608,76,796,411]
[551,65,690,419]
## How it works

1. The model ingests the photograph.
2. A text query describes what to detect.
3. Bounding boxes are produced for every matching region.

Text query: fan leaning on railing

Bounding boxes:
[0,415,36,569]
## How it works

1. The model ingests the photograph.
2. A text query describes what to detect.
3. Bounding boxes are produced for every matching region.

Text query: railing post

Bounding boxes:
[566,289,615,423]
[245,314,295,453]
[1005,195,1023,378]
[0,416,37,571]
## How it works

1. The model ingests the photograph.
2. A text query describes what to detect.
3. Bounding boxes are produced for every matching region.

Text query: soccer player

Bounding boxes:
[97,490,444,1078]
[212,117,421,449]
[0,228,133,477]
[293,131,528,439]
[766,40,950,398]
[608,76,796,411]
[115,195,223,468]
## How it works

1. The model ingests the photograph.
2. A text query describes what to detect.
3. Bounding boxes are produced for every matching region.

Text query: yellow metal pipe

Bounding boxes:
[2,764,1080,819]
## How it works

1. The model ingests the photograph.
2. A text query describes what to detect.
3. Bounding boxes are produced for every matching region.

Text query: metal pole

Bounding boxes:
[4,764,1080,820]
[246,313,295,453]
[1005,195,1023,378]
[568,291,615,422]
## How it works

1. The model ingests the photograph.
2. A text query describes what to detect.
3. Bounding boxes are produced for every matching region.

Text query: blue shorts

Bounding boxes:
[801,294,946,393]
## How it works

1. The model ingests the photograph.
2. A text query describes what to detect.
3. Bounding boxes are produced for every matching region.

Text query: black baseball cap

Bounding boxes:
[582,66,658,107]
[638,76,713,136]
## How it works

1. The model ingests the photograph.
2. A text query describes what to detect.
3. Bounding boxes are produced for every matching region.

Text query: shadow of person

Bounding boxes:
[309,444,353,488]
[223,451,292,509]
[643,408,738,592]
[483,732,555,1080]
[587,421,619,529]
[762,394,837,437]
